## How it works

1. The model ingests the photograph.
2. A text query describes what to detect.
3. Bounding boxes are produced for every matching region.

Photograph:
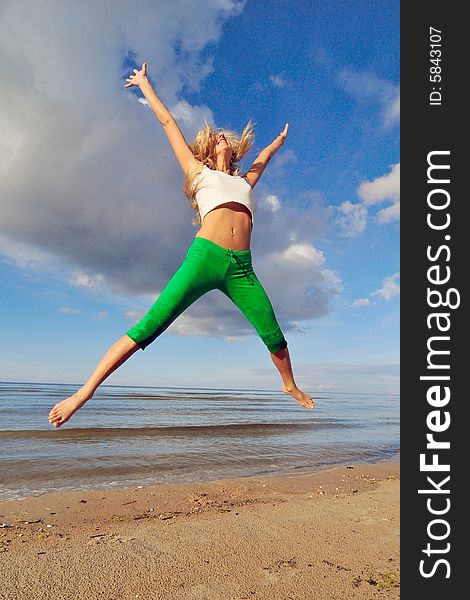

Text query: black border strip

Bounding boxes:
[401,2,463,596]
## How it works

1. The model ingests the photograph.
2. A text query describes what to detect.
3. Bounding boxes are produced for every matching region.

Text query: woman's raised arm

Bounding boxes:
[124,63,200,175]
[243,123,289,189]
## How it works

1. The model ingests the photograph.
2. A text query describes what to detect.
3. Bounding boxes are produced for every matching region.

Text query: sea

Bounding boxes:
[0,381,399,502]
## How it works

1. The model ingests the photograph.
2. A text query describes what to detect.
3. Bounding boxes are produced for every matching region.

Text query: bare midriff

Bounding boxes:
[194,201,253,251]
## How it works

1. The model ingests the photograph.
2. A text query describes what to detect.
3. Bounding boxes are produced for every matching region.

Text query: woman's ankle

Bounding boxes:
[282,383,297,393]
[76,386,94,402]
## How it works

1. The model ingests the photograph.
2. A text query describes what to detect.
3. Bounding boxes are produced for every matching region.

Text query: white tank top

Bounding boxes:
[194,165,255,227]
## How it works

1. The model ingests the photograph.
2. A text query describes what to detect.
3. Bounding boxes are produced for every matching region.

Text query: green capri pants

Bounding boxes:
[125,236,288,353]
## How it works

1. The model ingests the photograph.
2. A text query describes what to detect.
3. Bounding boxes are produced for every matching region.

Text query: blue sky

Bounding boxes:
[0,0,399,393]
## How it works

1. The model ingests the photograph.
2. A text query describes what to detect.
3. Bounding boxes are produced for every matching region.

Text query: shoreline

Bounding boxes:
[1,460,399,599]
[1,451,400,504]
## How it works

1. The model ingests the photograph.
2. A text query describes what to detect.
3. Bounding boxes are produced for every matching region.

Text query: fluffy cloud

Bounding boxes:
[336,163,400,237]
[70,271,104,289]
[1,1,339,344]
[383,95,400,129]
[250,73,290,93]
[337,68,400,128]
[263,194,281,213]
[358,163,400,206]
[372,273,400,300]
[270,148,298,172]
[358,163,400,225]
[335,201,368,238]
[352,298,371,308]
[1,1,240,293]
[350,273,399,310]
[377,202,400,224]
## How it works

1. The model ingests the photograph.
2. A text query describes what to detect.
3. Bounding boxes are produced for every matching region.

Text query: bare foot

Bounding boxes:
[48,391,90,428]
[282,385,315,409]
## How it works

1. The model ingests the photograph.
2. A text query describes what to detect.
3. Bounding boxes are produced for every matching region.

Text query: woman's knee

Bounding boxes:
[259,328,288,353]
[124,298,175,350]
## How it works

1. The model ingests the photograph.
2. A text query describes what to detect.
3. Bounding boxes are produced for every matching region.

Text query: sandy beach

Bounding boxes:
[0,461,399,599]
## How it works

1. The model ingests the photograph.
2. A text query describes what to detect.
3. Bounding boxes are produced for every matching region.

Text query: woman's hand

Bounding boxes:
[124,62,148,88]
[265,123,289,157]
[279,123,289,144]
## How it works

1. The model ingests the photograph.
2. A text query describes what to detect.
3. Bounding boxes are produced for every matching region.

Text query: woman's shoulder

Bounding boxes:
[186,159,205,179]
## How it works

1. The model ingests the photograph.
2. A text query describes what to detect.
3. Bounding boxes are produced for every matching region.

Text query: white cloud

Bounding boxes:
[337,68,400,128]
[0,0,339,343]
[170,99,214,131]
[352,298,371,308]
[271,148,298,171]
[372,272,400,300]
[0,1,242,290]
[250,73,289,93]
[383,95,400,128]
[0,234,54,271]
[70,271,104,289]
[269,74,287,88]
[336,163,400,237]
[262,194,281,212]
[358,163,400,206]
[335,201,368,238]
[282,243,325,267]
[377,201,400,224]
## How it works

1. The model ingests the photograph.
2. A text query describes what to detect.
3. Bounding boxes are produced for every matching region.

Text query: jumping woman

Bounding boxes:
[48,62,315,428]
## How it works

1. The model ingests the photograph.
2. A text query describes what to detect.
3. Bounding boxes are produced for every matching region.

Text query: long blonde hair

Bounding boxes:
[183,118,255,226]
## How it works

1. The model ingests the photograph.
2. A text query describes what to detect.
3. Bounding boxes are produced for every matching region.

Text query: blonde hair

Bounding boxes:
[183,118,255,226]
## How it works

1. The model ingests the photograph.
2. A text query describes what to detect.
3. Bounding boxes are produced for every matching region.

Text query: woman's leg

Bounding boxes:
[269,346,315,409]
[48,334,140,428]
[49,245,219,427]
[222,259,315,409]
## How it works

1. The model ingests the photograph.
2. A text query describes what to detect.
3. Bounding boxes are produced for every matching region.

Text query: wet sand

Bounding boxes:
[0,461,400,599]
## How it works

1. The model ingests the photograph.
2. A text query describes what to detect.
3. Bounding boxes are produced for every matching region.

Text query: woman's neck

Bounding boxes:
[214,156,231,174]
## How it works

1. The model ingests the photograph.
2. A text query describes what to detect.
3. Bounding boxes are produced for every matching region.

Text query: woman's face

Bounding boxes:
[210,130,232,161]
